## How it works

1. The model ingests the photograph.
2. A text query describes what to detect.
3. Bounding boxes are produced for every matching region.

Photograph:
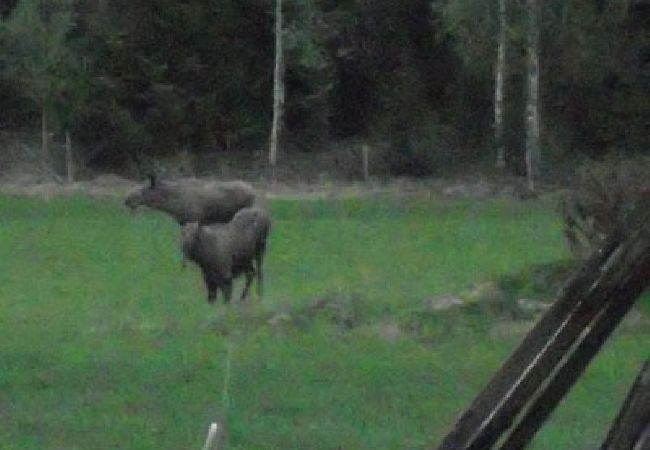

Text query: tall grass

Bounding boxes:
[0,193,647,449]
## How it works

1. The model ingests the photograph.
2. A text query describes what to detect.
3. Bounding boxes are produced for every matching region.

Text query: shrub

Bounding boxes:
[561,155,650,258]
[384,122,461,177]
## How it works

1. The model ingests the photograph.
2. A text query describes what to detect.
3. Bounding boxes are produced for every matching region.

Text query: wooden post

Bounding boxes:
[361,144,370,183]
[202,422,219,450]
[637,425,650,449]
[437,237,621,450]
[436,224,650,450]
[501,254,650,449]
[600,361,650,450]
[65,130,74,183]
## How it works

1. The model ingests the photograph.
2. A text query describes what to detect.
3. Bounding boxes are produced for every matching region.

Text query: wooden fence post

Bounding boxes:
[65,131,74,183]
[600,361,650,450]
[361,144,370,183]
[437,237,621,450]
[202,422,219,450]
[435,224,650,450]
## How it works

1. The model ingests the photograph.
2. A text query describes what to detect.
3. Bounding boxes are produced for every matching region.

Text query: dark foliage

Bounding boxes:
[0,0,648,176]
[561,156,650,258]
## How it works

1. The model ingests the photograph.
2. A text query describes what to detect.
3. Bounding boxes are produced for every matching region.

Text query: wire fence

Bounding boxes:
[0,131,73,182]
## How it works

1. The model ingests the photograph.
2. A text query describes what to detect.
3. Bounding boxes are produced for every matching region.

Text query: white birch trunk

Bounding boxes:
[495,0,507,169]
[525,0,541,192]
[269,0,284,181]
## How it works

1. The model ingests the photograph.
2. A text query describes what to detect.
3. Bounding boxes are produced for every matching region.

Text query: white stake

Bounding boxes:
[202,422,219,450]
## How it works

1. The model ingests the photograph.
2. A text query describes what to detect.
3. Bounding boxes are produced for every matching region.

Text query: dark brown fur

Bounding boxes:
[181,207,271,303]
[125,176,257,225]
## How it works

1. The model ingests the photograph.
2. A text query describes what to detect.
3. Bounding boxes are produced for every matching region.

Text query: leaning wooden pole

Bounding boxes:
[436,223,650,450]
[500,229,650,449]
[436,236,620,450]
[600,361,650,450]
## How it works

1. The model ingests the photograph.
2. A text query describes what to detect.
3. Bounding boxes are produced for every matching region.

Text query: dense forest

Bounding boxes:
[0,0,648,180]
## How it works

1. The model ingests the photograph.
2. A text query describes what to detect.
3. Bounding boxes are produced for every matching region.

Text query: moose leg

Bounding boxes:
[207,281,218,304]
[203,271,218,304]
[240,266,255,302]
[222,280,233,304]
[254,244,265,298]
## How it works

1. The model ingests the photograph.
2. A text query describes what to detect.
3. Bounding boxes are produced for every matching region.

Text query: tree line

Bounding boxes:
[0,0,648,180]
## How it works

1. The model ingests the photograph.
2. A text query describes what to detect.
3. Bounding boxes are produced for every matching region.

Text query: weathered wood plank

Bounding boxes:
[469,233,648,449]
[436,236,623,450]
[600,361,650,450]
[436,222,650,450]
[498,229,650,449]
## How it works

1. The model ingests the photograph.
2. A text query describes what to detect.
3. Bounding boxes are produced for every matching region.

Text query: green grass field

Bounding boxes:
[0,193,648,449]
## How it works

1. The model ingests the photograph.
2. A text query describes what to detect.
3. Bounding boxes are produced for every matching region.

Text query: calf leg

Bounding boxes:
[240,266,256,302]
[203,270,218,304]
[222,280,233,304]
[254,244,266,298]
[206,280,218,304]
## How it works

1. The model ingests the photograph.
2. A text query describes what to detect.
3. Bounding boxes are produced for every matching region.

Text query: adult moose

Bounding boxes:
[124,175,258,225]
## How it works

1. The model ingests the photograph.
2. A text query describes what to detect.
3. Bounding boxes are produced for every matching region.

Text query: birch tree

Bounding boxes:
[439,0,511,168]
[269,0,284,181]
[524,0,541,191]
[494,0,507,169]
[0,0,74,167]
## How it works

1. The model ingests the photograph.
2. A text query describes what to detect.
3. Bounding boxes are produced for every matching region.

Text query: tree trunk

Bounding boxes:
[268,0,284,182]
[495,0,507,169]
[525,0,541,192]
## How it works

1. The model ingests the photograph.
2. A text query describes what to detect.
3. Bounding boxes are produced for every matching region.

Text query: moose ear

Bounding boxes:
[148,173,157,187]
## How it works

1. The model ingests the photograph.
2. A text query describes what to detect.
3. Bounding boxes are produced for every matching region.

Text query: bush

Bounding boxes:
[384,122,461,177]
[561,155,650,258]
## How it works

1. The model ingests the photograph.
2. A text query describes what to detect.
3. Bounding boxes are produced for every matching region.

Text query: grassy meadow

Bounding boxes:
[0,192,648,450]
